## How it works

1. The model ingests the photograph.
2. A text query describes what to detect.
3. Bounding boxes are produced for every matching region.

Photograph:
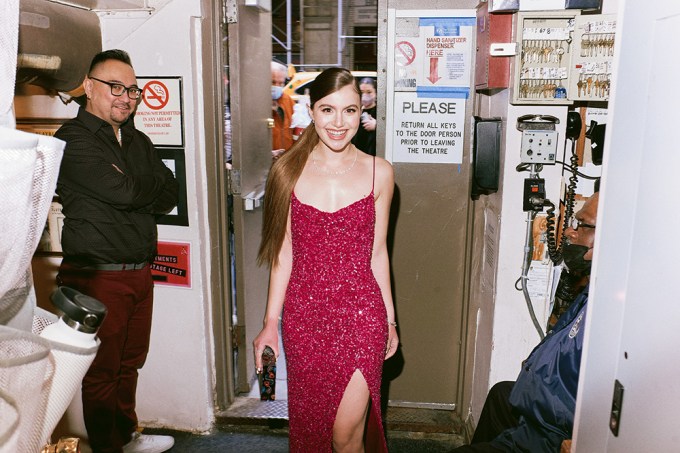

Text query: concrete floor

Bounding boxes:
[151,426,463,453]
[73,398,466,452]
[149,401,467,452]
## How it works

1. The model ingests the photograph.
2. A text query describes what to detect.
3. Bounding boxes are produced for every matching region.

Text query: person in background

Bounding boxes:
[253,68,398,452]
[271,60,295,160]
[352,77,377,156]
[452,192,600,453]
[55,49,178,453]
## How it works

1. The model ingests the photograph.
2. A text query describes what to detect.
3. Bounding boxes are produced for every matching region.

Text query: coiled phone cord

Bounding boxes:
[545,137,580,265]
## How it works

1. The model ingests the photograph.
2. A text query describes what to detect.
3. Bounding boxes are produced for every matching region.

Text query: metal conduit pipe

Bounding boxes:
[520,164,547,340]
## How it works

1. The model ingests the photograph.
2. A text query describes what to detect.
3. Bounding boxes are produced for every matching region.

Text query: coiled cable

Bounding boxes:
[545,137,580,265]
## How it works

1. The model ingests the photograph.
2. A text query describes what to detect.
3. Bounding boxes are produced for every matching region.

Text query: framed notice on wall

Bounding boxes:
[156,147,189,227]
[134,77,184,147]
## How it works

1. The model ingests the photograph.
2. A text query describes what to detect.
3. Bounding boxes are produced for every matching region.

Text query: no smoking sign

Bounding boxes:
[142,80,170,110]
[135,76,183,147]
[395,41,416,67]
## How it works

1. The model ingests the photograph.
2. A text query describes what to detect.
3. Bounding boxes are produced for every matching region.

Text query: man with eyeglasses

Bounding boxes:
[544,194,599,331]
[452,192,599,453]
[55,49,177,453]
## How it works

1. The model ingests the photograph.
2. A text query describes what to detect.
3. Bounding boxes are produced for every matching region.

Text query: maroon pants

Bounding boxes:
[57,263,154,453]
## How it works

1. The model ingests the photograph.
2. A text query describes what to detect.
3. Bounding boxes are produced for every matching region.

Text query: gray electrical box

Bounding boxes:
[520,130,558,164]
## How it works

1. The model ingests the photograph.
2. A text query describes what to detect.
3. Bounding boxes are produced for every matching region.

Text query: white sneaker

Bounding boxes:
[122,432,175,453]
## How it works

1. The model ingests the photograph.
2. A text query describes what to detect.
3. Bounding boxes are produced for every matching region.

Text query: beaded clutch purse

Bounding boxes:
[259,345,276,401]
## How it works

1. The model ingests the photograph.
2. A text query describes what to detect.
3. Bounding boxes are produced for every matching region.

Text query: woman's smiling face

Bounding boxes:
[310,84,361,152]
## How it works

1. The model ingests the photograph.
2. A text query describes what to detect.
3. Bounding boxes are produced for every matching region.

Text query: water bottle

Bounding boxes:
[38,287,107,446]
[39,287,107,347]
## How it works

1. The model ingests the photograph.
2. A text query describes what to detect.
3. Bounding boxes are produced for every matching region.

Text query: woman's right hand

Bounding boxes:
[253,323,279,373]
[362,115,377,132]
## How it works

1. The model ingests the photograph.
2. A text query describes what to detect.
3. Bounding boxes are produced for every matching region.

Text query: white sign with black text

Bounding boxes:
[134,77,184,147]
[392,92,465,164]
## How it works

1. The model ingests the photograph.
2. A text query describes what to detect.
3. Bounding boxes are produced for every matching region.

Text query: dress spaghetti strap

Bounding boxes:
[372,156,376,193]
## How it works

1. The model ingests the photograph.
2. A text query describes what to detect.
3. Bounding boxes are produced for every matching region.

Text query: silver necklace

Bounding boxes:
[311,147,358,176]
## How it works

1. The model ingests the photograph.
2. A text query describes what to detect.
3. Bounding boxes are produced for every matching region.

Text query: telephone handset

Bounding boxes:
[544,110,582,264]
[545,114,589,329]
[585,120,606,165]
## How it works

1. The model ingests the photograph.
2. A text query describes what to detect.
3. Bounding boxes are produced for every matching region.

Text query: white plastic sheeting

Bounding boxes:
[0,0,19,128]
[0,3,100,449]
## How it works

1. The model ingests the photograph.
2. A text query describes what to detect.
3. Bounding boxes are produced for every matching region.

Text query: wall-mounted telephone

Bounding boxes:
[516,111,602,335]
[585,120,606,165]
[515,113,582,264]
[471,117,502,200]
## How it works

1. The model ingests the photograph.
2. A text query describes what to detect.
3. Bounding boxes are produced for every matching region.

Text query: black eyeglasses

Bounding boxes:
[568,215,596,231]
[89,76,142,100]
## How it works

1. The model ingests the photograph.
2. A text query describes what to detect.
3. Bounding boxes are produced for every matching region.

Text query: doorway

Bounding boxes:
[206,0,284,415]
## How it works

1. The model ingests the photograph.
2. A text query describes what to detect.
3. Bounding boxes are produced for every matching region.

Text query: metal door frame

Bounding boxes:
[200,0,234,409]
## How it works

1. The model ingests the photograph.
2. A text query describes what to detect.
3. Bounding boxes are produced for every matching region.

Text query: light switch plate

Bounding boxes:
[490,42,517,56]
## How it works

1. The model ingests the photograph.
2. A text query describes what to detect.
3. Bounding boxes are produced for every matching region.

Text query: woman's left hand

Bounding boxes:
[384,325,399,360]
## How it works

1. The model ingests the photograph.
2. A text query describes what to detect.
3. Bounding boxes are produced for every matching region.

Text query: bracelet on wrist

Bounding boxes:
[388,321,397,327]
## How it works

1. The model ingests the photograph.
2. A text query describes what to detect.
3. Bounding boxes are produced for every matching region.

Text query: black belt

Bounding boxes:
[67,261,148,271]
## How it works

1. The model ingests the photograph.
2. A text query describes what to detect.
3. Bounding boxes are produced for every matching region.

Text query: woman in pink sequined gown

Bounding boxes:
[254,68,399,452]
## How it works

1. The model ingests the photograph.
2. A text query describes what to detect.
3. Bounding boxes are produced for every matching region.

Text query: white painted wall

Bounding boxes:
[96,0,216,432]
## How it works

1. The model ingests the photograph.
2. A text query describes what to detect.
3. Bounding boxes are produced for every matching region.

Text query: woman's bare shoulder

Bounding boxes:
[354,150,393,191]
[374,156,394,181]
[369,156,393,199]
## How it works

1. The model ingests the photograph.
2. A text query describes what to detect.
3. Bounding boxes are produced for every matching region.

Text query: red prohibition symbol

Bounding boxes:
[142,80,170,110]
[395,41,416,66]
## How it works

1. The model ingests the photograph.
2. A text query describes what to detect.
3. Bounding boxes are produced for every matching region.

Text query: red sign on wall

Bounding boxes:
[151,241,191,288]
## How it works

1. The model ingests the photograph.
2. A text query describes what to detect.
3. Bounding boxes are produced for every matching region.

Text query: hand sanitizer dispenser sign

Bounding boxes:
[386,10,476,164]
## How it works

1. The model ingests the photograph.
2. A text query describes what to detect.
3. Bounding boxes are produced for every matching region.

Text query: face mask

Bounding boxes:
[361,93,375,107]
[562,243,592,274]
[271,85,283,100]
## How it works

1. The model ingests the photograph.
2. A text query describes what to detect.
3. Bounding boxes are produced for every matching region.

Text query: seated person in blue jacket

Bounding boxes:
[453,191,599,453]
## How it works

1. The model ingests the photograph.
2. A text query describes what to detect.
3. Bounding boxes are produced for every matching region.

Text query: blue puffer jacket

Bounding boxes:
[491,286,590,453]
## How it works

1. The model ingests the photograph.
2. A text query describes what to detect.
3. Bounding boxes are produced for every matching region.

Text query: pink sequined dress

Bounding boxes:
[283,164,388,452]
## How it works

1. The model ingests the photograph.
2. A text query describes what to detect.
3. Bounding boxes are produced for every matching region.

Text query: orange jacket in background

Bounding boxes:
[273,93,295,152]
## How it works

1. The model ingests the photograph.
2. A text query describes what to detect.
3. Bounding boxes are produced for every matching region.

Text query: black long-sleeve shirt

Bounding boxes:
[55,108,178,264]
